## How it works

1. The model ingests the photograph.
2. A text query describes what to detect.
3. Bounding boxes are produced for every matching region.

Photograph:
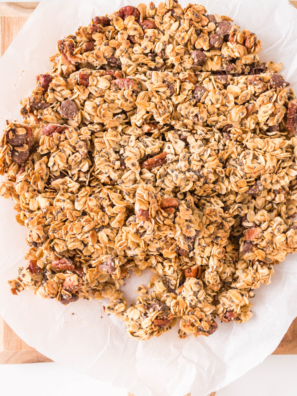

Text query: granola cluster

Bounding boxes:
[1,0,297,340]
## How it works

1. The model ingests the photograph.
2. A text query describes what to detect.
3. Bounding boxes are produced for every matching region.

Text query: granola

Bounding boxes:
[1,0,297,341]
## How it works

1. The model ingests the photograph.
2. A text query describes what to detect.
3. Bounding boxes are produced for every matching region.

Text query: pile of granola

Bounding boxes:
[1,0,297,340]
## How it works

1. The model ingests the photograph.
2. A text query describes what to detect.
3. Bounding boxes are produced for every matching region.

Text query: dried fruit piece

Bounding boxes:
[112,78,136,89]
[191,50,206,66]
[60,99,78,119]
[194,85,207,103]
[36,74,53,91]
[28,260,42,275]
[216,21,231,36]
[141,152,167,170]
[78,72,90,86]
[52,258,75,272]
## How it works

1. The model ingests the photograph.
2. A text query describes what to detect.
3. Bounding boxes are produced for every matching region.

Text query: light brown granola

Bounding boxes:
[1,0,297,340]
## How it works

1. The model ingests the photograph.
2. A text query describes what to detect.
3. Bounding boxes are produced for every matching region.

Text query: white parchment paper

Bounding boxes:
[0,0,297,395]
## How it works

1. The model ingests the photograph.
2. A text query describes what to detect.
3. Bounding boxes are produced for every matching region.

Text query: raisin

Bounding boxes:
[60,99,78,119]
[209,33,223,48]
[216,21,231,37]
[52,258,75,272]
[191,50,206,66]
[112,78,135,89]
[194,85,207,103]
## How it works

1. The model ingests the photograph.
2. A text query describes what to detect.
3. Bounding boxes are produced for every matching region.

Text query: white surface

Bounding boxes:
[1,1,297,396]
[0,357,297,396]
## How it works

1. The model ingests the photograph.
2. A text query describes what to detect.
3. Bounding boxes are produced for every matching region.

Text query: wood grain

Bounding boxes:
[0,3,297,396]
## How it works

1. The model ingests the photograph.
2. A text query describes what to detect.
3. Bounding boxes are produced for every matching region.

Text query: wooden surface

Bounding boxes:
[0,4,297,396]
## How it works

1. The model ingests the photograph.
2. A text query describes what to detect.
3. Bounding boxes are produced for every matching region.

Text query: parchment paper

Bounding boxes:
[0,0,297,395]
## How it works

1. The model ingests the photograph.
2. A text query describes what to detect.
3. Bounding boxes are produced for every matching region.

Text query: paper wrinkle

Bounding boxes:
[0,0,297,395]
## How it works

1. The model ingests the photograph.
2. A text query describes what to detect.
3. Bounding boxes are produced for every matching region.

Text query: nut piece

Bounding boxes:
[93,16,111,27]
[98,257,115,274]
[245,227,261,241]
[136,209,149,221]
[286,101,297,135]
[216,21,231,37]
[63,275,82,293]
[141,152,167,170]
[112,78,136,89]
[60,99,78,119]
[160,197,178,209]
[78,72,90,86]
[140,19,156,29]
[52,258,75,272]
[209,33,223,48]
[82,41,95,52]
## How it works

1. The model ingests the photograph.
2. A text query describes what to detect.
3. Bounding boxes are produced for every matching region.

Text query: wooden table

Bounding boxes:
[1,3,297,396]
